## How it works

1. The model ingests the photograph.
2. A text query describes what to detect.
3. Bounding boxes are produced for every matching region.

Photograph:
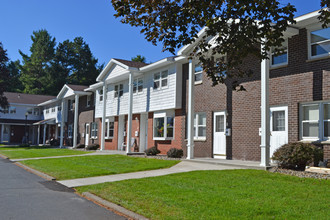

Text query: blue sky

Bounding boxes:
[0,0,324,66]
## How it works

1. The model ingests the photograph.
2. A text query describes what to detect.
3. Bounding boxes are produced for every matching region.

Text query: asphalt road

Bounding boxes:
[0,158,126,220]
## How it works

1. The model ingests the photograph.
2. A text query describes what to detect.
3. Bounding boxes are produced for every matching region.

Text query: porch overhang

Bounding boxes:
[33,118,56,125]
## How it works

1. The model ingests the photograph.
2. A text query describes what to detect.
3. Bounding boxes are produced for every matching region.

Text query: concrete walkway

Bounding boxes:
[58,161,246,188]
[11,150,126,162]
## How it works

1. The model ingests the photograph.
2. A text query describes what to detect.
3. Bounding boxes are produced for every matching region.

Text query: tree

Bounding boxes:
[0,42,10,111]
[56,37,102,86]
[7,60,24,92]
[112,0,330,89]
[19,29,56,94]
[131,55,146,63]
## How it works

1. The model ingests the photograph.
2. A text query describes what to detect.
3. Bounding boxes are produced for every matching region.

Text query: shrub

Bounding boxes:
[19,144,30,148]
[145,146,160,156]
[50,138,59,146]
[86,144,99,151]
[272,142,320,171]
[75,144,85,149]
[167,148,183,158]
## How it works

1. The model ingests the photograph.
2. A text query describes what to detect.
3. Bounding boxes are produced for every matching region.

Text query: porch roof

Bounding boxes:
[33,118,56,125]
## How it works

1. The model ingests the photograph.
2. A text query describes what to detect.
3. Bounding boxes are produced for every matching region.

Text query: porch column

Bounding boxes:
[126,71,134,154]
[60,100,65,148]
[260,43,270,167]
[187,59,195,159]
[32,126,35,144]
[43,124,47,145]
[37,125,40,145]
[73,94,79,147]
[100,82,107,151]
[1,124,4,143]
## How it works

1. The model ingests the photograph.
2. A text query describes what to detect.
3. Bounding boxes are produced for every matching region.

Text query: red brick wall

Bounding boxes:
[183,28,330,161]
[78,95,97,146]
[324,145,330,160]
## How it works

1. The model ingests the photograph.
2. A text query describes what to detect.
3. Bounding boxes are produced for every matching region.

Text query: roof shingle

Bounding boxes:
[4,92,55,105]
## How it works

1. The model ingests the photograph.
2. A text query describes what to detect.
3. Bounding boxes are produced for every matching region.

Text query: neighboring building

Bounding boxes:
[0,92,55,144]
[179,10,330,163]
[38,84,96,147]
[87,58,186,154]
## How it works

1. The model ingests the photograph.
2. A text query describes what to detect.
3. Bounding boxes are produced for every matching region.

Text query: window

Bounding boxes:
[272,111,285,131]
[310,27,330,57]
[153,111,174,139]
[271,40,288,66]
[195,64,203,84]
[99,89,103,102]
[34,108,39,115]
[87,95,91,107]
[1,107,9,114]
[300,102,330,141]
[133,78,143,94]
[153,70,168,90]
[51,107,55,113]
[57,106,61,112]
[68,124,73,138]
[9,107,16,114]
[68,100,74,111]
[105,118,114,139]
[91,122,98,139]
[27,108,33,115]
[114,84,123,98]
[194,113,206,139]
[46,108,49,114]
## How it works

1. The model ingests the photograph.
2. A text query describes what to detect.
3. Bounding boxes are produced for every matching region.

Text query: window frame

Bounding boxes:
[194,64,203,85]
[300,101,330,141]
[86,95,91,107]
[153,70,169,90]
[194,112,207,140]
[153,111,174,140]
[99,89,103,102]
[51,107,55,113]
[308,25,330,60]
[270,39,288,68]
[90,122,98,139]
[68,124,73,138]
[133,77,144,94]
[114,84,124,98]
[9,106,16,114]
[34,108,39,115]
[105,117,115,139]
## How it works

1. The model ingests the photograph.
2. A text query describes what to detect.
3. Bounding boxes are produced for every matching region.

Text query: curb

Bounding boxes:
[81,192,148,220]
[0,153,9,159]
[14,162,56,181]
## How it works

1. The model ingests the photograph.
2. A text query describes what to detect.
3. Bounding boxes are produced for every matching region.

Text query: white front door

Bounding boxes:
[213,111,226,158]
[270,106,288,158]
[2,125,10,143]
[139,113,148,152]
[85,123,90,146]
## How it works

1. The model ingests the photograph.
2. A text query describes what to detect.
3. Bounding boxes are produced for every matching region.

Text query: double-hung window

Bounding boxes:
[27,108,33,115]
[271,40,288,67]
[99,89,103,102]
[105,118,114,139]
[300,102,330,141]
[46,108,49,114]
[51,107,55,113]
[68,100,74,111]
[310,27,330,58]
[87,95,91,107]
[153,111,174,140]
[34,108,39,115]
[91,122,98,139]
[114,84,123,98]
[153,70,168,90]
[133,78,143,94]
[194,64,203,84]
[9,107,16,114]
[68,124,73,138]
[194,113,206,139]
[57,106,61,112]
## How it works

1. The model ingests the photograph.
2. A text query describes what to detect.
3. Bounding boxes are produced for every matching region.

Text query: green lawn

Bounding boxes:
[21,155,180,180]
[0,146,90,159]
[77,170,330,220]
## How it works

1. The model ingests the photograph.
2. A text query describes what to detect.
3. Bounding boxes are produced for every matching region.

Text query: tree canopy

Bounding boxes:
[112,0,330,89]
[131,55,146,63]
[0,42,10,110]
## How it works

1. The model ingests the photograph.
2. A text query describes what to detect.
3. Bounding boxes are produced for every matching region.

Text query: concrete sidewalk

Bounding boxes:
[10,150,126,162]
[58,161,246,188]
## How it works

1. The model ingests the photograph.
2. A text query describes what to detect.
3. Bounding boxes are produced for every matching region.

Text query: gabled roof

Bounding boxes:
[66,84,88,92]
[4,92,55,105]
[96,58,146,82]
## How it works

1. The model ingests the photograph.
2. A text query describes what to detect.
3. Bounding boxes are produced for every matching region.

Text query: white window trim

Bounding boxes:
[307,24,330,60]
[153,111,174,140]
[9,107,16,114]
[105,117,115,139]
[114,84,124,98]
[300,101,330,142]
[194,64,203,85]
[98,89,103,102]
[194,112,207,140]
[90,122,98,139]
[133,77,144,95]
[153,70,169,90]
